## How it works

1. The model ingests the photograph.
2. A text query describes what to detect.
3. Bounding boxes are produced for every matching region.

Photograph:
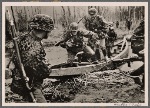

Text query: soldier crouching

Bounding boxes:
[11,14,54,103]
[55,22,99,64]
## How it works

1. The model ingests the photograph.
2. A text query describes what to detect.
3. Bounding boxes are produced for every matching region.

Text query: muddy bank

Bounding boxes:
[5,28,144,103]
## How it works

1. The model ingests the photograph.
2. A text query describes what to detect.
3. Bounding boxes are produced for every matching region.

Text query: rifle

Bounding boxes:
[55,16,86,46]
[55,40,64,46]
[77,16,85,24]
[6,9,36,103]
[112,56,144,67]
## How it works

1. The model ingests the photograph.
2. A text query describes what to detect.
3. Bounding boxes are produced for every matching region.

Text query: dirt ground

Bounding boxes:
[5,28,145,103]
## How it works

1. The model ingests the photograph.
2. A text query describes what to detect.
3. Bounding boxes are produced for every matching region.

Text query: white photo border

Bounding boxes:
[2,2,148,106]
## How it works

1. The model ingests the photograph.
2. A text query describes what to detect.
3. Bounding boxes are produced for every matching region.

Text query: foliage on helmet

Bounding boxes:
[69,22,78,31]
[29,14,54,31]
[88,8,97,15]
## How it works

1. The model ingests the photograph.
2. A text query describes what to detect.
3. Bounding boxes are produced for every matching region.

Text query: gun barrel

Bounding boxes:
[113,57,143,64]
[6,9,36,103]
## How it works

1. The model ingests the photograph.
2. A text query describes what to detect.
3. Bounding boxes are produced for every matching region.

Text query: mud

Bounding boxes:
[5,46,144,103]
[5,28,144,103]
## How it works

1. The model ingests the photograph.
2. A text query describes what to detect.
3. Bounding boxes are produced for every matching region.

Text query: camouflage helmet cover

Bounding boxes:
[88,8,97,15]
[29,14,54,31]
[69,22,78,31]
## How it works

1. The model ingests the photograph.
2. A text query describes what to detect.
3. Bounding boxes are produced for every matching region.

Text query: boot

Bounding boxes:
[132,77,143,86]
[91,55,99,64]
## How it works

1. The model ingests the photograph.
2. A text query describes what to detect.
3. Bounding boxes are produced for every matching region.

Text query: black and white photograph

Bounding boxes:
[2,2,148,106]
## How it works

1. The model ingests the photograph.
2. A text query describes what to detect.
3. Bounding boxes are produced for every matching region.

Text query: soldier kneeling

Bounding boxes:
[55,22,99,64]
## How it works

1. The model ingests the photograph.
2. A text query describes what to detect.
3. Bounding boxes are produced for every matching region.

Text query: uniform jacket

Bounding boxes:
[83,15,108,33]
[12,33,50,81]
[134,21,144,36]
[61,28,98,48]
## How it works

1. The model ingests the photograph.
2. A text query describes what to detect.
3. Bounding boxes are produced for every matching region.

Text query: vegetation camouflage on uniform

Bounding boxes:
[83,15,107,36]
[134,20,144,36]
[11,33,51,95]
[60,28,98,53]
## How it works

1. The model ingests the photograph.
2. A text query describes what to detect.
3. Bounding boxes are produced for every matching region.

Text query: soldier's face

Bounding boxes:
[71,30,77,36]
[89,13,96,19]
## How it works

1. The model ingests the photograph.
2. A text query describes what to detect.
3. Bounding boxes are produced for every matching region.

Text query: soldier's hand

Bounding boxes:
[105,34,109,39]
[95,40,100,45]
[93,33,99,39]
[5,68,12,79]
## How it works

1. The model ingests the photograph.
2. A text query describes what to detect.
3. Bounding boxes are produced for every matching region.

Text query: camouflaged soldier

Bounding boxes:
[11,14,54,103]
[133,19,144,36]
[83,8,109,61]
[106,27,117,58]
[55,22,99,64]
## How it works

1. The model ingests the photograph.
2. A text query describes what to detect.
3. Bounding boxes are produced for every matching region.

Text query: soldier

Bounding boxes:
[131,19,144,54]
[130,19,145,92]
[126,18,132,31]
[55,22,99,64]
[133,19,144,36]
[116,21,119,28]
[130,49,145,92]
[11,14,54,103]
[83,7,109,61]
[106,27,117,58]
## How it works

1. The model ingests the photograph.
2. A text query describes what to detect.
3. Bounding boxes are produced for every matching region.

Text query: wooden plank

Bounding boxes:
[5,39,129,78]
[49,40,129,77]
[50,61,112,76]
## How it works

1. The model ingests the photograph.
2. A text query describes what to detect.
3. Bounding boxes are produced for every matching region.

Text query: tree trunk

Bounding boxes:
[74,6,76,21]
[61,6,68,29]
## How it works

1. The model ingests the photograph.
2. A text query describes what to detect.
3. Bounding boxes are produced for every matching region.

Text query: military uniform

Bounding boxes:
[131,20,144,54]
[106,28,117,58]
[59,28,98,63]
[116,21,119,28]
[134,20,144,36]
[10,14,54,103]
[126,19,132,30]
[83,14,108,60]
[11,33,50,102]
[130,20,145,91]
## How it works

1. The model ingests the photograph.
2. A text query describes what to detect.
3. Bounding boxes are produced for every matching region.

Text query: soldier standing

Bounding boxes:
[106,27,117,58]
[116,21,119,28]
[83,8,109,61]
[126,18,132,32]
[11,14,54,103]
[55,22,99,64]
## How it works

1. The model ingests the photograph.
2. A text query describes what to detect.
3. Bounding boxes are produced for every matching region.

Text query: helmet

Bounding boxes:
[88,8,97,15]
[140,19,144,26]
[29,14,54,31]
[69,22,78,31]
